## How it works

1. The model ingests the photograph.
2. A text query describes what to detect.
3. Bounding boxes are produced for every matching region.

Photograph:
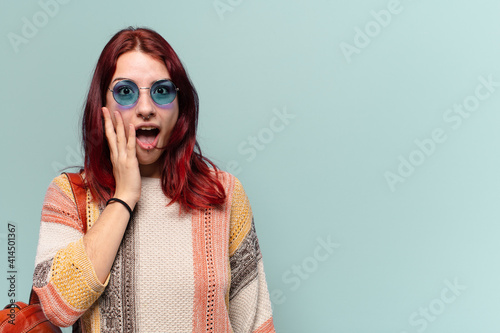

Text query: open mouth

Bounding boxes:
[136,127,159,149]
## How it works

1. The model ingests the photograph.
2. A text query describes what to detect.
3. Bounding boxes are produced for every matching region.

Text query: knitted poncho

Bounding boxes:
[32,171,275,332]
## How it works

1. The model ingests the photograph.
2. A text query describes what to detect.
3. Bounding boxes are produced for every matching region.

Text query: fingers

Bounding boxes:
[102,108,135,160]
[114,110,126,150]
[102,107,117,157]
[101,108,140,206]
[127,124,136,155]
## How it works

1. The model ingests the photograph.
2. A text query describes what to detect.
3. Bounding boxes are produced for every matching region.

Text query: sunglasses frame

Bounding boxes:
[108,79,179,106]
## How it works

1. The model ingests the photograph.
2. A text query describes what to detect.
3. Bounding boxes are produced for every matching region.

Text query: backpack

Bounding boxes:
[0,173,86,333]
[0,290,62,333]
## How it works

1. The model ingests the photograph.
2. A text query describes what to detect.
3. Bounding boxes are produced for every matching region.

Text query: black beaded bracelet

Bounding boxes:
[106,198,133,221]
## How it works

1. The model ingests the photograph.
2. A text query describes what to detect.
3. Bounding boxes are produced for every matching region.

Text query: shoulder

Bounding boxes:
[212,170,247,201]
[207,168,250,212]
[45,173,74,199]
[44,172,86,206]
[215,170,251,217]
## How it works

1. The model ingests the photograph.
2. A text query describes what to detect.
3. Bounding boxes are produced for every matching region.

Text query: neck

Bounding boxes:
[139,162,161,178]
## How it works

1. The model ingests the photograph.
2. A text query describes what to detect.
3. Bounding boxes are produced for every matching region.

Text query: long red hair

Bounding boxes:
[82,27,226,210]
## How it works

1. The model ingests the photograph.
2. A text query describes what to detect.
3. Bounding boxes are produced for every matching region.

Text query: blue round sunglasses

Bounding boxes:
[108,79,179,106]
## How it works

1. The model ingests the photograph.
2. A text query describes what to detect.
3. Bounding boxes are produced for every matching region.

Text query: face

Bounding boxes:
[105,51,179,177]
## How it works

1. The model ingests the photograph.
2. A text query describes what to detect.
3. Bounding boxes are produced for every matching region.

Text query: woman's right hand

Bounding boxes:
[102,107,141,210]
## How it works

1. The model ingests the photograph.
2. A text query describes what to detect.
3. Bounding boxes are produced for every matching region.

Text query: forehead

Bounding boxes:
[113,51,170,82]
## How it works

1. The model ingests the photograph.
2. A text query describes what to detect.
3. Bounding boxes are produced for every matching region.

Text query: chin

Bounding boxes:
[137,150,162,166]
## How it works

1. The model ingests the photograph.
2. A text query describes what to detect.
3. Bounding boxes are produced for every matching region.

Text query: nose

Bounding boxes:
[136,88,156,120]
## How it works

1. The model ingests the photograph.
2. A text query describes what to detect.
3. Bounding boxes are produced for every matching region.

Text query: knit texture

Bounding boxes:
[33,171,275,332]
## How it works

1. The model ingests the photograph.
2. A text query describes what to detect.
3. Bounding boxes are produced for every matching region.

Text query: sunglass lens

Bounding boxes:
[113,80,139,106]
[151,80,177,105]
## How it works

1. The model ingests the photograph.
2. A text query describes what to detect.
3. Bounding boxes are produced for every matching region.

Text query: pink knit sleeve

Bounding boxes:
[32,174,108,327]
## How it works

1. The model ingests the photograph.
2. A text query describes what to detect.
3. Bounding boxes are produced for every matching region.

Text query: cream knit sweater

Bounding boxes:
[33,171,275,332]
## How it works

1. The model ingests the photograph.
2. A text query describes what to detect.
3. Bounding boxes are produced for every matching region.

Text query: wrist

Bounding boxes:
[106,198,134,222]
[112,192,138,210]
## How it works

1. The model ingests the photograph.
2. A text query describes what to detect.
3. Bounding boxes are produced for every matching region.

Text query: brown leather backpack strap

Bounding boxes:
[29,288,39,305]
[64,172,88,234]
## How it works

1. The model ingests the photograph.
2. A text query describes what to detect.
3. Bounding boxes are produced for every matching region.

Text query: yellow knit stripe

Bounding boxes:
[51,238,108,310]
[82,301,100,333]
[86,188,100,229]
[83,187,101,332]
[229,179,252,256]
[53,174,75,202]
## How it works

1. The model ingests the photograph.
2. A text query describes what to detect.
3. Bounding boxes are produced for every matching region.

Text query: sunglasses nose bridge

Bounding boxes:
[137,87,154,103]
[135,88,156,117]
[136,87,154,102]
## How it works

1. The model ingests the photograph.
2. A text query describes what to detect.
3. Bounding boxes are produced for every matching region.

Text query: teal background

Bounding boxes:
[1,0,500,332]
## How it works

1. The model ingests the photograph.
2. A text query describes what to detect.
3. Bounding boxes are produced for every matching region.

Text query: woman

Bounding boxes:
[32,27,275,332]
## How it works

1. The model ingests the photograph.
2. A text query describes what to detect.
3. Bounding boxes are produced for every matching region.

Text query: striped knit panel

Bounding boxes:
[192,172,235,333]
[229,259,275,333]
[254,318,275,333]
[80,191,103,333]
[33,174,107,327]
[228,180,275,333]
[97,198,137,333]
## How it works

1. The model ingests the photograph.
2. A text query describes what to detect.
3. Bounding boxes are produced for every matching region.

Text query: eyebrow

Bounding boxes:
[111,77,170,84]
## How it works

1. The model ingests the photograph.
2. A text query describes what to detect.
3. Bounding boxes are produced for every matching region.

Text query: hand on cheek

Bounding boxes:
[102,107,116,130]
[101,106,141,207]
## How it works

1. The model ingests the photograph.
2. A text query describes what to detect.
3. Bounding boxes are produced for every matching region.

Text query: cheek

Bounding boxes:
[171,111,179,128]
[158,112,179,143]
[115,103,137,112]
[107,100,137,112]
[109,109,135,134]
[167,113,179,134]
[159,105,179,130]
[119,111,134,131]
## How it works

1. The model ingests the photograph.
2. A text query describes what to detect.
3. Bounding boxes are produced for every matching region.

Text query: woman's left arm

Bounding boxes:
[228,178,276,333]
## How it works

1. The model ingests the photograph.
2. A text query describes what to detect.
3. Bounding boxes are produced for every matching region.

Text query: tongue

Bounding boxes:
[137,130,157,144]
